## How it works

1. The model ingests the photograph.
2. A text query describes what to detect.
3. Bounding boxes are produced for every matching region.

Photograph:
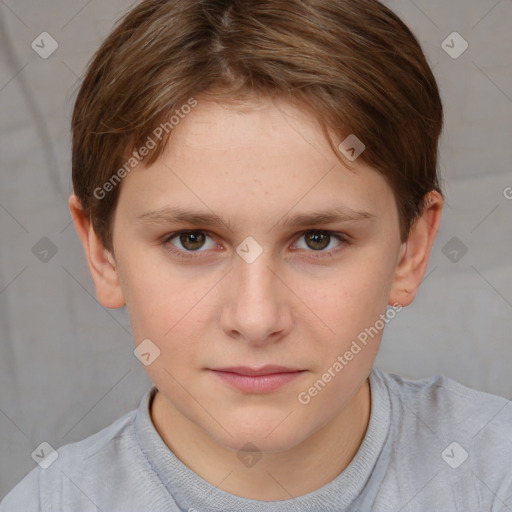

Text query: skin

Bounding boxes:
[70,94,443,501]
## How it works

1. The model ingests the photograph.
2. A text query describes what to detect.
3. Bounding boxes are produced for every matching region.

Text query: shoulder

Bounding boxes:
[373,367,512,436]
[0,409,137,512]
[371,367,512,509]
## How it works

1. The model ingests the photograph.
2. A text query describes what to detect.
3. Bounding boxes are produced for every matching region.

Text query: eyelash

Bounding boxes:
[161,230,349,260]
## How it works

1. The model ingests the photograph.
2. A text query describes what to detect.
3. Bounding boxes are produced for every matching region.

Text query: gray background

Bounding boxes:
[1,0,511,500]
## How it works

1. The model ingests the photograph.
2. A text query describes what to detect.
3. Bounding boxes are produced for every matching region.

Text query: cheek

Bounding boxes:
[291,264,389,416]
[119,255,213,360]
[292,249,397,379]
[304,257,394,332]
[115,252,174,336]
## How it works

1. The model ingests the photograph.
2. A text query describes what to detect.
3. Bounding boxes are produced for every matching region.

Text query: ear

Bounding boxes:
[389,191,443,307]
[68,194,125,308]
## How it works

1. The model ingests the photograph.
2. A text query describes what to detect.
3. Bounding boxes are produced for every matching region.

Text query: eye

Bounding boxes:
[165,231,217,253]
[293,230,347,254]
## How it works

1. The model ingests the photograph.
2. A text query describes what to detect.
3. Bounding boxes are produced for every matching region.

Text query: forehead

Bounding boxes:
[115,96,397,230]
[173,95,322,149]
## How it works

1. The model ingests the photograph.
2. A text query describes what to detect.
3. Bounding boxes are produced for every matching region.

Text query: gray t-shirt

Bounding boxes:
[1,367,511,511]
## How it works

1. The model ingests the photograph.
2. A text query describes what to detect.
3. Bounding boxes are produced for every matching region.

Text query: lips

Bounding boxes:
[209,365,306,393]
[212,365,303,376]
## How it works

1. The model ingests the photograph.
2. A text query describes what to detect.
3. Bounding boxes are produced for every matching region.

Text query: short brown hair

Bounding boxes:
[71,0,443,250]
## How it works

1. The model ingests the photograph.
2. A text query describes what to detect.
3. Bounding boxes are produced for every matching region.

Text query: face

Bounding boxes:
[110,95,403,453]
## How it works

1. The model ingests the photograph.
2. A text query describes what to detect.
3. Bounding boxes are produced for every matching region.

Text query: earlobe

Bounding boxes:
[389,191,443,307]
[68,194,126,309]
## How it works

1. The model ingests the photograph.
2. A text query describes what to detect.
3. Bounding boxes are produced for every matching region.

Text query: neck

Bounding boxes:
[151,378,371,501]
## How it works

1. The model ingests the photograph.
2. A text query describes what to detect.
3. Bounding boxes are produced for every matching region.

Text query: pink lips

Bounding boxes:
[209,365,306,393]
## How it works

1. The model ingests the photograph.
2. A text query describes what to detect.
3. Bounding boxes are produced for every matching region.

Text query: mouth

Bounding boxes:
[208,365,307,393]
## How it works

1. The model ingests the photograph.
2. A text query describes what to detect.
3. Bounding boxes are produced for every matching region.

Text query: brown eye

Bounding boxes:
[178,231,205,250]
[163,230,219,260]
[168,231,215,252]
[293,230,347,256]
[304,231,332,251]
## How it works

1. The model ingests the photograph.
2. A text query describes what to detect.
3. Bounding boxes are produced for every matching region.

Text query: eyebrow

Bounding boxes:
[137,205,376,231]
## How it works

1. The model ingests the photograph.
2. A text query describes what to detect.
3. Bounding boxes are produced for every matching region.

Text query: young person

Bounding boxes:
[2,0,511,510]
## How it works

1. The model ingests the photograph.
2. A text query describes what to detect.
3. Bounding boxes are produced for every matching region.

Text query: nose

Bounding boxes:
[219,252,293,346]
